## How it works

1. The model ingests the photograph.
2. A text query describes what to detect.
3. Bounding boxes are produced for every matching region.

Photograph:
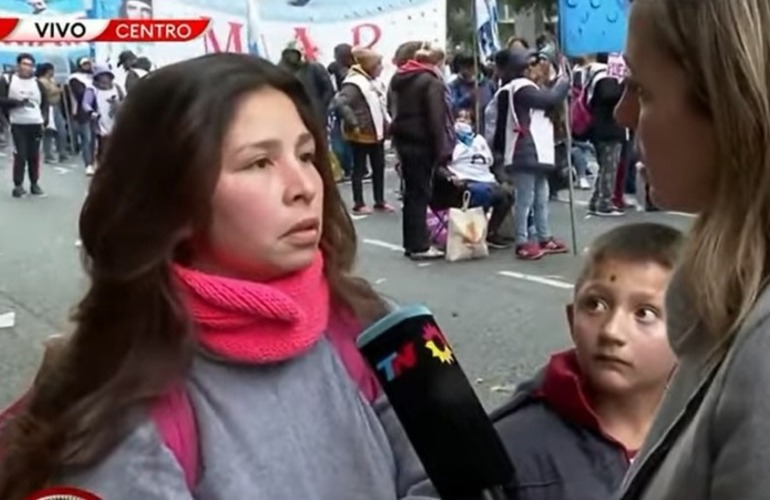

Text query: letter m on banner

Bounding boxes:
[203,18,245,53]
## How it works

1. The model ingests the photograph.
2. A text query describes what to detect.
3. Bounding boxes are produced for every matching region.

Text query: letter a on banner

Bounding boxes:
[559,0,629,56]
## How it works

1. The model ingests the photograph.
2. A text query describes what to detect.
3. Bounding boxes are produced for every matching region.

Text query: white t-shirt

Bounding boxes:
[94,86,122,136]
[449,135,496,183]
[7,75,43,125]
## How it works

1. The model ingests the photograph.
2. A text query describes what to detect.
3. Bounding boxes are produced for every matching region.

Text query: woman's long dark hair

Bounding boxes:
[0,53,386,498]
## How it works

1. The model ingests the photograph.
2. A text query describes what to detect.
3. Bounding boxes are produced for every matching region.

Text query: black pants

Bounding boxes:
[95,134,109,165]
[487,184,514,236]
[11,124,42,187]
[398,144,434,253]
[351,141,385,208]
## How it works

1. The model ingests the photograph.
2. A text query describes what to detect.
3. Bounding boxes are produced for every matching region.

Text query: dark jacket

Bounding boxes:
[281,51,334,120]
[331,68,384,144]
[491,350,633,500]
[327,60,348,91]
[67,72,91,123]
[389,61,452,165]
[489,49,569,175]
[0,74,49,126]
[588,77,625,143]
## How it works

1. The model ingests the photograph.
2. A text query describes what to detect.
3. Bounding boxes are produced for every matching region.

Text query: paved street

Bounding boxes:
[0,157,692,410]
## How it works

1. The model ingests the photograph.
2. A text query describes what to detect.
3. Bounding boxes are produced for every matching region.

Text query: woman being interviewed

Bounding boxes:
[0,54,434,499]
[615,0,770,498]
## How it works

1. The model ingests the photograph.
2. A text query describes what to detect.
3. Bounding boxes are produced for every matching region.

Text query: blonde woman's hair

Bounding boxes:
[636,0,770,346]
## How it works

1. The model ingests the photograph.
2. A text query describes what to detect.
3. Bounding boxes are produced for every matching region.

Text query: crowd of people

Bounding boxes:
[2,0,770,497]
[273,33,652,262]
[0,49,151,196]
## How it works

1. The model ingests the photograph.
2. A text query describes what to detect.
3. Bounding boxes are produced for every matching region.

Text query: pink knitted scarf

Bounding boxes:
[172,252,329,363]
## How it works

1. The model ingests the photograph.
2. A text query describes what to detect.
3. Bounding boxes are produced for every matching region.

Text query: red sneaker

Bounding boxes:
[352,205,373,215]
[541,238,569,255]
[516,242,546,260]
[374,202,396,213]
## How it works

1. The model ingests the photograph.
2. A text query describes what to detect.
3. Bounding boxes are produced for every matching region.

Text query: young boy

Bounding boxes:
[492,222,682,499]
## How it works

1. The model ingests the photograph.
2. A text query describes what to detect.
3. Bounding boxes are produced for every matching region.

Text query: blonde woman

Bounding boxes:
[614,0,770,498]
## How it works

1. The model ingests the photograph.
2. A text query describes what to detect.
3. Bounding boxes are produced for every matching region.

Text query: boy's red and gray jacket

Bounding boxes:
[491,349,633,500]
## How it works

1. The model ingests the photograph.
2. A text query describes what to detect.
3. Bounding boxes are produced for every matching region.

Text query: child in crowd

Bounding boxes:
[492,222,682,499]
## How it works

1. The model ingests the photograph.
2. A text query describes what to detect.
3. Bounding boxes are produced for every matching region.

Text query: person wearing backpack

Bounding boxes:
[0,53,436,500]
[81,65,125,171]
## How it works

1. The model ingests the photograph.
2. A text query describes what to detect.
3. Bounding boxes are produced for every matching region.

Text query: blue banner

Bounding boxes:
[0,0,91,78]
[558,0,629,56]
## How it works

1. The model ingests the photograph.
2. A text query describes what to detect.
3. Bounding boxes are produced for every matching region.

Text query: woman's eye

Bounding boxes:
[242,158,270,170]
[299,152,315,164]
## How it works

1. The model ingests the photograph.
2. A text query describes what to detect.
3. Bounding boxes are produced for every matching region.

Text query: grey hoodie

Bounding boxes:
[56,334,438,499]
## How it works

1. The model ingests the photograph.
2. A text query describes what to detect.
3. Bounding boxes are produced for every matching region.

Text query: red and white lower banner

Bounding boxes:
[0,18,210,43]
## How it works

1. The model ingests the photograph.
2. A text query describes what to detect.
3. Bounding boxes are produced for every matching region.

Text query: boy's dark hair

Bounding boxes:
[16,53,34,65]
[576,223,684,290]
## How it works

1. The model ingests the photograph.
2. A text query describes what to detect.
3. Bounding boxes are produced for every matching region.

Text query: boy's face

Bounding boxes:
[569,258,676,397]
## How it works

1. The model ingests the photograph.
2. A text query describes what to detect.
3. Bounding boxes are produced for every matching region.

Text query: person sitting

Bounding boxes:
[492,223,682,499]
[433,109,514,248]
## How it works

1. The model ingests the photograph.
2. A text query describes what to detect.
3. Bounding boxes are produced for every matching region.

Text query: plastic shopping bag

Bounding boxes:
[445,191,489,262]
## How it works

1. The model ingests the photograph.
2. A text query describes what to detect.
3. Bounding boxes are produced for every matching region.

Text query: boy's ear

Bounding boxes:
[566,303,575,338]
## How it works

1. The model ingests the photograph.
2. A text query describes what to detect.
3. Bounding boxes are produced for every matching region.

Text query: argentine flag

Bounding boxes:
[475,0,501,61]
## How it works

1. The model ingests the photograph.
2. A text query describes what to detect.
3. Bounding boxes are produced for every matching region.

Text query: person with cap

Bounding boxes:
[331,46,394,215]
[115,50,147,94]
[81,64,125,173]
[68,56,95,175]
[279,43,334,122]
[488,48,570,260]
[0,52,49,198]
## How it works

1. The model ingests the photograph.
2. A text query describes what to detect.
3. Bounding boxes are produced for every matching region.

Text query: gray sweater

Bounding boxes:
[58,337,437,499]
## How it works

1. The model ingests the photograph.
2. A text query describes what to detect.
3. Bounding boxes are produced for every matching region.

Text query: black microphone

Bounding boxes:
[356,304,513,500]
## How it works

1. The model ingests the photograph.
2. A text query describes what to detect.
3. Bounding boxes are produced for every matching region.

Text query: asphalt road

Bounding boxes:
[0,156,692,410]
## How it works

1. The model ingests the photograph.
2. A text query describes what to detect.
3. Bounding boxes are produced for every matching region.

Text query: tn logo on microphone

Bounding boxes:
[26,486,102,500]
[376,323,455,382]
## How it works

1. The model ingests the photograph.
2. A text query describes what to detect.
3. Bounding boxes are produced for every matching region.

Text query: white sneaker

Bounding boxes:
[578,177,591,189]
[85,165,96,176]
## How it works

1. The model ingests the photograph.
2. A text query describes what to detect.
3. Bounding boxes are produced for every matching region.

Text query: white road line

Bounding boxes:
[362,238,402,252]
[498,271,574,290]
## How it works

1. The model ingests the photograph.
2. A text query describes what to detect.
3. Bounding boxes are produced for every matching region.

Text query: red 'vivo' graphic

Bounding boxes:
[26,486,102,500]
